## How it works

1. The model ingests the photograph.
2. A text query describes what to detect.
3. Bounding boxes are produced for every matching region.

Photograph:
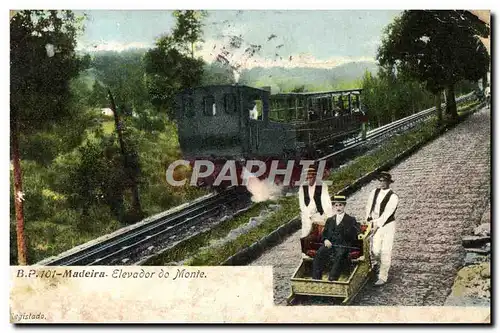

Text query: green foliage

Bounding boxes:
[11,10,89,133]
[144,46,204,119]
[172,10,208,58]
[88,80,109,108]
[8,157,122,264]
[10,10,90,264]
[133,121,208,216]
[90,50,150,113]
[377,10,490,118]
[11,10,94,166]
[101,120,115,134]
[201,62,235,85]
[19,78,98,165]
[88,50,162,223]
[361,68,435,127]
[50,138,125,221]
[144,11,207,119]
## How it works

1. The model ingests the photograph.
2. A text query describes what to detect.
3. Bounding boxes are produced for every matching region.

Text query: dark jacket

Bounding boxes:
[321,213,360,247]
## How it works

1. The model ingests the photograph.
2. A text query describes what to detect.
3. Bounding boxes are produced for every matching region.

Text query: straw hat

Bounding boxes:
[332,195,347,204]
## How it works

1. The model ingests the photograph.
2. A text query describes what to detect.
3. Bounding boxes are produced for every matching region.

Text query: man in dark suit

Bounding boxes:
[312,195,360,281]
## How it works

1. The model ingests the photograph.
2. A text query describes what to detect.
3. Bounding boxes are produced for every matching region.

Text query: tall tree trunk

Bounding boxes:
[11,118,27,265]
[126,152,143,220]
[445,84,458,120]
[108,89,127,159]
[191,42,194,59]
[435,92,443,126]
[108,89,143,221]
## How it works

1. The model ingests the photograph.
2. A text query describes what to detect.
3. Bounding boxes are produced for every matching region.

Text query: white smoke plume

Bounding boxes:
[242,168,283,203]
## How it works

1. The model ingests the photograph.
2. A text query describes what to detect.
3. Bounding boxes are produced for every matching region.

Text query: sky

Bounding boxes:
[74,10,402,69]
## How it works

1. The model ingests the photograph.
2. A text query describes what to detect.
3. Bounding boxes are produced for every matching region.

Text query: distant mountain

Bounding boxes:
[329,61,379,82]
[76,48,379,93]
[238,61,379,92]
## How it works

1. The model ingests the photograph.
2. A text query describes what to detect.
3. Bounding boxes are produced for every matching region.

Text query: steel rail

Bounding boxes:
[42,187,244,266]
[317,92,475,162]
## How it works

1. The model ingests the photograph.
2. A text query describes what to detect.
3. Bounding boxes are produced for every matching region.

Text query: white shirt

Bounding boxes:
[335,212,345,226]
[365,188,399,228]
[298,182,334,221]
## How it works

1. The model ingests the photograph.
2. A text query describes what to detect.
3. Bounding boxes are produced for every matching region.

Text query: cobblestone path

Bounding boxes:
[251,108,491,306]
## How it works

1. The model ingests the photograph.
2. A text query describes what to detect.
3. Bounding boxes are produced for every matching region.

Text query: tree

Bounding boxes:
[201,62,236,85]
[91,50,150,113]
[88,80,109,108]
[18,74,97,166]
[172,10,207,59]
[144,11,206,120]
[361,68,434,128]
[89,51,155,222]
[377,10,490,122]
[107,89,144,222]
[10,10,87,264]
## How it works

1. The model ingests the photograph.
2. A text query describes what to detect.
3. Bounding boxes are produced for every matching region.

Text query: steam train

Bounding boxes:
[174,84,367,188]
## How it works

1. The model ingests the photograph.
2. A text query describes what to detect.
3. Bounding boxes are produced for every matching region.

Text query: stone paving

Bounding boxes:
[250,108,491,306]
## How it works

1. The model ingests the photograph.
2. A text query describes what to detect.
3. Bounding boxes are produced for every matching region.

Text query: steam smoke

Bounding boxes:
[242,168,283,202]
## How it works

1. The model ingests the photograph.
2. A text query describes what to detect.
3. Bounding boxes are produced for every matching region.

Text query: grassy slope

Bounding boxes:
[17,116,207,264]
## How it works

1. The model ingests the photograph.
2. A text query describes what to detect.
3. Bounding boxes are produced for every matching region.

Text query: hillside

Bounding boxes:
[81,49,378,93]
[238,61,379,92]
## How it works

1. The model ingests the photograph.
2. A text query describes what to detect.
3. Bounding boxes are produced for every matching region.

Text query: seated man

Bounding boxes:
[312,195,360,281]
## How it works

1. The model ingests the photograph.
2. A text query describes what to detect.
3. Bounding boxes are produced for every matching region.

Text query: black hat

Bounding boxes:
[377,171,394,183]
[332,195,347,204]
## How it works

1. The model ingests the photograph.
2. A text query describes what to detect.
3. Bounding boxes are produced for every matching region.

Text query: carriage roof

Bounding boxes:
[177,84,269,96]
[272,88,363,99]
[177,85,362,98]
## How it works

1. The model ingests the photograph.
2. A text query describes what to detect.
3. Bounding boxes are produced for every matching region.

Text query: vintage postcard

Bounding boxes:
[8,6,491,324]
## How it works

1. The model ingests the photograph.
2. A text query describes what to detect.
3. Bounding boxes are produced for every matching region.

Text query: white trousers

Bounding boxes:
[371,222,396,282]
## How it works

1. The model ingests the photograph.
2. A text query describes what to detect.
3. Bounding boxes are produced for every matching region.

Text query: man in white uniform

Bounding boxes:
[299,167,334,257]
[365,171,399,286]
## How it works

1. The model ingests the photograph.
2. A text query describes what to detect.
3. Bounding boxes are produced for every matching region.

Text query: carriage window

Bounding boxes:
[354,95,360,109]
[183,96,195,118]
[203,96,216,116]
[224,94,237,114]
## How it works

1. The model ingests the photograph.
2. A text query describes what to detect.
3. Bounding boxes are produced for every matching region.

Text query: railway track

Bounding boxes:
[39,92,477,267]
[42,187,249,266]
[317,92,475,162]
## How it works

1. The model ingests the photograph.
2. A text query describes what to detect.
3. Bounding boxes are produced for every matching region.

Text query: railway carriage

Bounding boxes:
[174,84,367,188]
[287,222,373,305]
